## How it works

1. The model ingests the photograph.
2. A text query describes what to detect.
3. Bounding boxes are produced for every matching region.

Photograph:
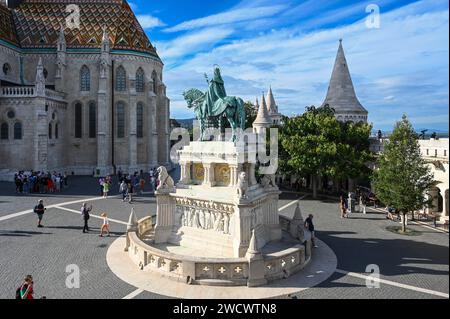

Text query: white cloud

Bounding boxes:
[164,5,287,32]
[161,0,449,131]
[137,14,166,29]
[156,27,233,60]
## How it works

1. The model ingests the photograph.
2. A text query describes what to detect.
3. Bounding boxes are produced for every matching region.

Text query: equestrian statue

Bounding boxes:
[183,66,246,142]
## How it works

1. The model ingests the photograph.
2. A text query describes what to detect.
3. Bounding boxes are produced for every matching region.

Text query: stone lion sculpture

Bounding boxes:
[157,166,174,190]
[236,172,248,199]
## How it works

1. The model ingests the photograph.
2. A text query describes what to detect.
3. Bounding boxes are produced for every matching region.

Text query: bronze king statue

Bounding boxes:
[183,65,246,142]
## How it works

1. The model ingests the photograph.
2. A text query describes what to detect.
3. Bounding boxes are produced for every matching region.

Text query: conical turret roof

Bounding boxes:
[266,87,278,115]
[253,94,271,126]
[322,40,367,115]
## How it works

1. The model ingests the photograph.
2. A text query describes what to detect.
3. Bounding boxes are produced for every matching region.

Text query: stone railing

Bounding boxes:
[126,215,312,287]
[1,86,35,97]
[0,86,66,102]
[137,216,153,236]
[264,246,307,282]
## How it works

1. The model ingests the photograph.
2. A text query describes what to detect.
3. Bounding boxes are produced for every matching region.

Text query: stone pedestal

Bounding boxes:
[154,141,282,258]
[154,189,176,244]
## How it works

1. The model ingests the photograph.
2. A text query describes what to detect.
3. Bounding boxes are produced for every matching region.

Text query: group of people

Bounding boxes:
[33,200,110,236]
[14,171,69,194]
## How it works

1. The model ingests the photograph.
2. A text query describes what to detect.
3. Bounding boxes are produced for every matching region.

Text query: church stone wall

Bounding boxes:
[0,48,171,179]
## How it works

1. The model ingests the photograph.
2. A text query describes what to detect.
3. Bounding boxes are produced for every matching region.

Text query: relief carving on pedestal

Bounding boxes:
[176,199,234,235]
[215,164,230,186]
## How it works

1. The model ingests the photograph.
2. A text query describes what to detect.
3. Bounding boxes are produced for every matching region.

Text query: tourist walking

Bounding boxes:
[16,275,34,300]
[34,200,46,228]
[99,213,110,237]
[103,180,110,198]
[81,203,93,233]
[139,176,145,194]
[339,196,348,218]
[126,182,133,203]
[119,180,127,202]
[304,214,318,248]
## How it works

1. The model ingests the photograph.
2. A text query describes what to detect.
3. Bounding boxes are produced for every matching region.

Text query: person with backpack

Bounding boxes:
[34,200,46,228]
[81,203,93,233]
[16,275,34,299]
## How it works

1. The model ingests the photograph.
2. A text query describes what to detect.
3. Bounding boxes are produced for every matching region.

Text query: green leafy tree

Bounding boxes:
[372,115,434,233]
[244,101,257,129]
[336,121,373,187]
[280,106,341,198]
[280,105,373,198]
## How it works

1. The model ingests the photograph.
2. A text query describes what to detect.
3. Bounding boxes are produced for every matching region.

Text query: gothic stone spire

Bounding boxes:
[323,40,368,121]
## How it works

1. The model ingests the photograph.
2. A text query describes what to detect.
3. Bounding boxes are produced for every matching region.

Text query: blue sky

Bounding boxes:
[129,0,449,132]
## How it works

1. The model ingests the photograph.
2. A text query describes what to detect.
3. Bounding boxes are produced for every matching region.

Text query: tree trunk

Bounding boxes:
[312,175,318,199]
[402,212,407,233]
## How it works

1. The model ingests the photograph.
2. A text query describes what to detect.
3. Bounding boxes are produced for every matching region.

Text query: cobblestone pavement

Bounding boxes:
[0,179,448,299]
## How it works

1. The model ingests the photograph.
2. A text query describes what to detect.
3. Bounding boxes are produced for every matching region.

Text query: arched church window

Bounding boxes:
[136,68,145,93]
[75,102,82,138]
[89,102,96,138]
[1,123,8,140]
[116,66,127,92]
[55,123,59,139]
[137,103,144,138]
[14,122,22,140]
[48,123,52,139]
[151,70,157,94]
[80,65,91,91]
[117,102,125,138]
[43,68,48,79]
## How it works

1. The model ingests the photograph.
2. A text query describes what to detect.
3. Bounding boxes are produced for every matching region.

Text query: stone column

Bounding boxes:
[203,164,214,186]
[148,94,158,167]
[229,165,238,187]
[96,62,111,176]
[34,105,48,173]
[129,86,138,173]
[180,162,191,185]
[233,205,252,258]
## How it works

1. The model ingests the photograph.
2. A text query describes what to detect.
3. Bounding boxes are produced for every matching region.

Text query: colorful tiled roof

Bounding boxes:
[1,0,159,59]
[0,4,20,47]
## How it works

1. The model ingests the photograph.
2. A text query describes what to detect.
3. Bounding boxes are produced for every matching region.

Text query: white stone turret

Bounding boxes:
[253,94,271,134]
[322,39,368,123]
[266,86,282,125]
